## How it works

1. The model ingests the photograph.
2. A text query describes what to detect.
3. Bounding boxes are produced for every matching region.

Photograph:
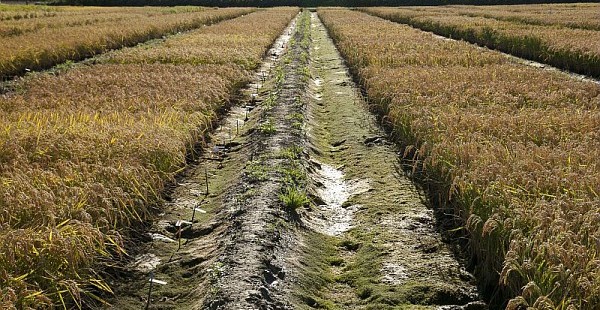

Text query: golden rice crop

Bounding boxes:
[0,6,254,77]
[319,8,600,310]
[0,7,299,308]
[108,7,297,70]
[0,4,59,21]
[361,6,600,78]
[449,3,600,31]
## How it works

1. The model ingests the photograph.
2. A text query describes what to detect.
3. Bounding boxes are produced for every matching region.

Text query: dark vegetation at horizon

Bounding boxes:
[50,0,600,7]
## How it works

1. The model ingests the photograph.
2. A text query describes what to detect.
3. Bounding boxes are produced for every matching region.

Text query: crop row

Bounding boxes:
[0,4,60,21]
[106,7,290,70]
[414,4,600,30]
[319,8,600,310]
[0,5,211,21]
[361,6,600,78]
[0,7,299,309]
[0,6,254,78]
[0,6,209,37]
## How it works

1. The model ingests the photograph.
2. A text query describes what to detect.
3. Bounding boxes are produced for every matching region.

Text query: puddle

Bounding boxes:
[307,161,370,236]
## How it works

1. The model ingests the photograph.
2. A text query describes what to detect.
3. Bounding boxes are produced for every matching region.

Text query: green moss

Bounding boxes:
[327,257,344,267]
[295,232,339,310]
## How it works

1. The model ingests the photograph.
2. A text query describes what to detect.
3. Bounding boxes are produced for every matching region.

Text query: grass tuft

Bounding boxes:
[279,186,310,211]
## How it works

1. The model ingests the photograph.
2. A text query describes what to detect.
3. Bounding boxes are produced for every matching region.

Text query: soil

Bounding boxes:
[103,10,488,310]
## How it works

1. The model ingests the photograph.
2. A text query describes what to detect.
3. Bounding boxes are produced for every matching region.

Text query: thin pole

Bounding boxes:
[145,272,154,310]
[205,167,209,195]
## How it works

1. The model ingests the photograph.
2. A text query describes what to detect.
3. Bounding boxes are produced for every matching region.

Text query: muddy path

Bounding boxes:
[292,13,486,309]
[104,10,488,310]
[202,11,311,310]
[103,12,305,310]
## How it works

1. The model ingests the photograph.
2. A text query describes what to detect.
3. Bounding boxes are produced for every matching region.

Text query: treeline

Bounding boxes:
[54,0,598,7]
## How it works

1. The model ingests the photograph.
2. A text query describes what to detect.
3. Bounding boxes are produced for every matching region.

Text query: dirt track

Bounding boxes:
[106,10,487,310]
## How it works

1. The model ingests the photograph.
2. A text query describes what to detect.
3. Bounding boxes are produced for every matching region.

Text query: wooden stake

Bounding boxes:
[145,272,154,310]
[205,167,209,195]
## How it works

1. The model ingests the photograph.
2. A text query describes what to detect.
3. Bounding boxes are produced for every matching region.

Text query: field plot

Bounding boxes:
[361,4,600,77]
[448,3,600,30]
[0,5,254,78]
[2,3,599,310]
[0,7,298,309]
[106,8,289,70]
[319,8,600,309]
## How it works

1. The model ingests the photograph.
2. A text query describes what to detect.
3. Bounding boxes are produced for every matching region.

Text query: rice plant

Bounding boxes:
[279,186,310,211]
[0,6,254,77]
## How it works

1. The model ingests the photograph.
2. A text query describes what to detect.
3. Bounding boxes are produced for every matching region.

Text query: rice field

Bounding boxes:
[319,8,600,310]
[361,5,600,77]
[449,3,600,30]
[0,7,298,308]
[1,2,599,309]
[0,4,254,77]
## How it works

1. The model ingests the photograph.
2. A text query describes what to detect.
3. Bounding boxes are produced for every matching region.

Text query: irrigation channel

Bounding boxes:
[106,11,486,310]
